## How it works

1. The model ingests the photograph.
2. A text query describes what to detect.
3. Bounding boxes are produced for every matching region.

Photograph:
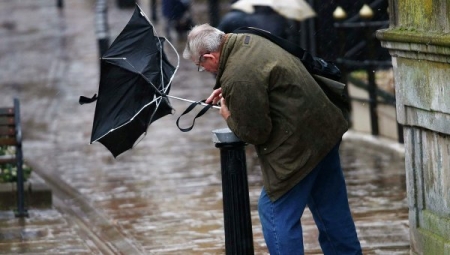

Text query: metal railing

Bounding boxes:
[332,2,403,143]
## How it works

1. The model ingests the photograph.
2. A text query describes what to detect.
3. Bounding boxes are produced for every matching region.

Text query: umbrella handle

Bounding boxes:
[176,100,216,132]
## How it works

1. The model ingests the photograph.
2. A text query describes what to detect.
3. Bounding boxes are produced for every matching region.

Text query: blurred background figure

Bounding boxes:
[217,0,315,41]
[162,0,194,41]
[217,5,289,39]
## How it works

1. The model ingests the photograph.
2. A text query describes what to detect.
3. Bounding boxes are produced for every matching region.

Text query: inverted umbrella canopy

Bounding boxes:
[231,0,316,21]
[82,5,178,157]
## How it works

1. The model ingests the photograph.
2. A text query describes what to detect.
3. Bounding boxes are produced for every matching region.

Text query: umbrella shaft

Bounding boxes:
[167,95,220,109]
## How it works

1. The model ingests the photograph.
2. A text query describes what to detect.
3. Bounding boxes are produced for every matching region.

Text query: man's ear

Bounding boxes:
[203,53,215,60]
[205,52,220,63]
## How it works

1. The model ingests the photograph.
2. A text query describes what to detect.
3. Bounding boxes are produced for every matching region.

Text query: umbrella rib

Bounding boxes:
[101,57,138,74]
[103,56,170,90]
[167,95,220,109]
[91,96,165,144]
[160,37,180,94]
[137,3,151,23]
[102,57,165,97]
[136,2,180,88]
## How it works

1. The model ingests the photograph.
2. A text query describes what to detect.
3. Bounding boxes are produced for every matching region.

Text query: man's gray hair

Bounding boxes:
[183,24,225,61]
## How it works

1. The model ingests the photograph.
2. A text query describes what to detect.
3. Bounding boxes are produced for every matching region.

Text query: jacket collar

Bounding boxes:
[213,33,236,89]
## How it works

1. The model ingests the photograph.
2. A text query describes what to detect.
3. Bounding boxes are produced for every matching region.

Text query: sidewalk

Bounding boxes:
[0,1,409,254]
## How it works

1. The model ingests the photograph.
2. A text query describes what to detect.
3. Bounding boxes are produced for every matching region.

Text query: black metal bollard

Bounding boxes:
[208,0,220,27]
[150,0,158,23]
[95,0,110,58]
[213,128,254,255]
[57,0,63,8]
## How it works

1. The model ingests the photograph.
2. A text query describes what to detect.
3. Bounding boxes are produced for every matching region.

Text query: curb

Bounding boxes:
[343,129,405,158]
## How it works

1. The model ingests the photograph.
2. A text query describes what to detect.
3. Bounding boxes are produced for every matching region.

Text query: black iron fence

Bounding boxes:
[331,2,403,144]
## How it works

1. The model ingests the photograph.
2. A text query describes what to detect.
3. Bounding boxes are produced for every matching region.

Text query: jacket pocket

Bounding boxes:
[256,120,312,181]
[257,119,293,155]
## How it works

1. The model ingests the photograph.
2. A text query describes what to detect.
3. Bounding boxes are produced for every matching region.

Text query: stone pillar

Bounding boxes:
[376,1,450,254]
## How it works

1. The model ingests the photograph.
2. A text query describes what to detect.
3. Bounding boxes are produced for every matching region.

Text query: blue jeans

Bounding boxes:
[258,143,362,255]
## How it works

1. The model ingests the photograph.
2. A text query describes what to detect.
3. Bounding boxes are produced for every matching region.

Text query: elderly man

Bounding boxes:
[183,24,362,255]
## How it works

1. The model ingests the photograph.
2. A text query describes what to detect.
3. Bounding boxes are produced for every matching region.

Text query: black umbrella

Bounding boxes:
[80,5,178,158]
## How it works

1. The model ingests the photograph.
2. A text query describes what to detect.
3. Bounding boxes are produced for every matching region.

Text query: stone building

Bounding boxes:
[377,0,450,254]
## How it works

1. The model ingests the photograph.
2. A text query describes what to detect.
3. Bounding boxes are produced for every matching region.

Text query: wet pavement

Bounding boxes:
[0,0,409,254]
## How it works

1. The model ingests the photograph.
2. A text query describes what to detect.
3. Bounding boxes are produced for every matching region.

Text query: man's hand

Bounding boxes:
[205,88,222,105]
[219,98,230,120]
[206,88,229,119]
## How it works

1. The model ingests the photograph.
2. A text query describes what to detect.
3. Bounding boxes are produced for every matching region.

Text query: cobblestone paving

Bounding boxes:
[0,0,409,254]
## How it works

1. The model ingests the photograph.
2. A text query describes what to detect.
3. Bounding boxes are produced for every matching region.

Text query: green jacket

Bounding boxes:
[214,33,348,201]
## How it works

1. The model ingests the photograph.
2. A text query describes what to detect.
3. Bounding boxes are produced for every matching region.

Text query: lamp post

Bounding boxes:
[360,4,379,136]
[333,6,352,116]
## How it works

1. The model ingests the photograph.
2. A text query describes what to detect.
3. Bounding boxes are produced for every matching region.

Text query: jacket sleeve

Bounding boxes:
[223,81,272,145]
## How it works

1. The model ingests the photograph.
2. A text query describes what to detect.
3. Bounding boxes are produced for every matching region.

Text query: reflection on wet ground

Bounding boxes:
[0,0,409,254]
